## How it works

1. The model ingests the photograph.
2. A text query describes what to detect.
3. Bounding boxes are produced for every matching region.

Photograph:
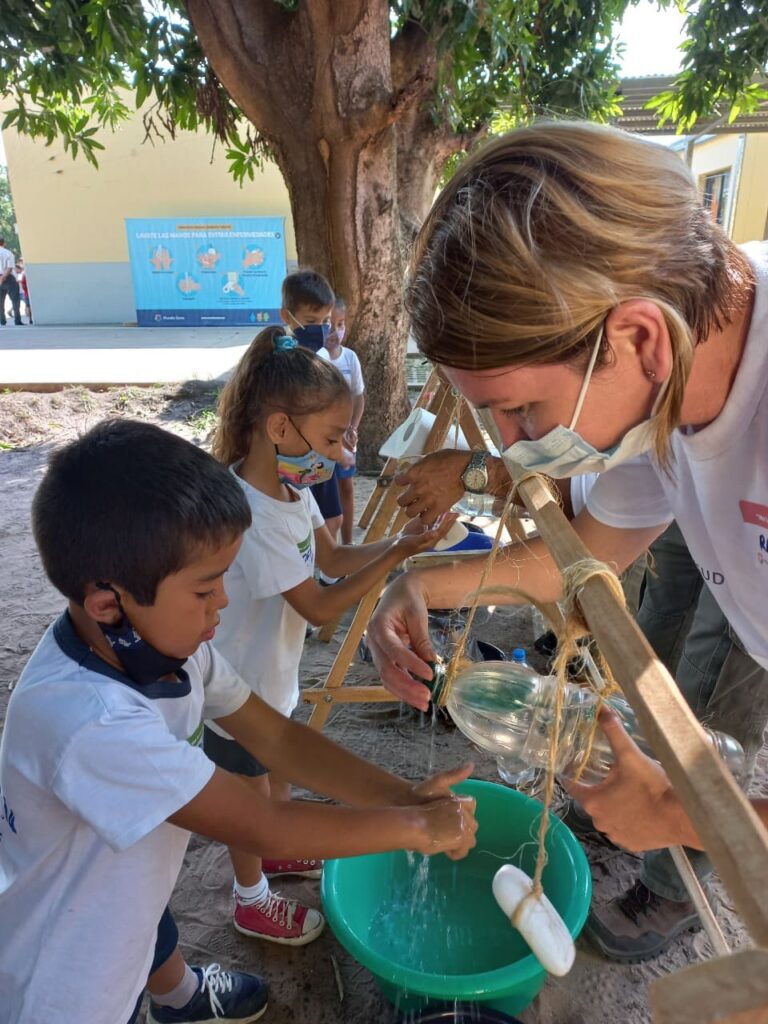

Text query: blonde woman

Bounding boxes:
[367,121,768,961]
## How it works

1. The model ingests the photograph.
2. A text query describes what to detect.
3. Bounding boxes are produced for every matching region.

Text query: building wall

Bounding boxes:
[688,133,768,244]
[2,107,295,324]
[732,135,768,243]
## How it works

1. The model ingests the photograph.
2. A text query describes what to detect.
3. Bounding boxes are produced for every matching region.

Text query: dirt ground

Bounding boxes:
[0,384,763,1024]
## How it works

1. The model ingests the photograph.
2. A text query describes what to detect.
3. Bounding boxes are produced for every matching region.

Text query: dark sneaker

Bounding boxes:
[584,880,708,962]
[148,964,267,1023]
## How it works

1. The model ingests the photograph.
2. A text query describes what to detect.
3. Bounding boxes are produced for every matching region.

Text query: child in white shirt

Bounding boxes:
[208,326,454,946]
[318,295,365,545]
[0,419,475,1024]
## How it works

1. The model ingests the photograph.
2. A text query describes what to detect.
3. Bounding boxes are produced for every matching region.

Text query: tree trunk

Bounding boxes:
[186,0,460,468]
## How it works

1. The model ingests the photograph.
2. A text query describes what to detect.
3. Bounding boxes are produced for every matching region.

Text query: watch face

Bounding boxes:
[463,468,486,491]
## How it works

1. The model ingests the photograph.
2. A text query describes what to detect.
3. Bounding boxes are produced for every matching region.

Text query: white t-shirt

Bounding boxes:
[211,468,324,722]
[586,241,768,670]
[0,245,15,278]
[0,612,250,1024]
[317,345,365,396]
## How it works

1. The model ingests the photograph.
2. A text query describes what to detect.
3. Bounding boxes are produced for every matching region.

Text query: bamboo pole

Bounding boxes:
[308,383,459,728]
[356,368,441,530]
[513,472,768,947]
[317,375,452,644]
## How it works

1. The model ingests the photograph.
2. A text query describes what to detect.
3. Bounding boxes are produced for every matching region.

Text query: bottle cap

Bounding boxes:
[512,648,527,662]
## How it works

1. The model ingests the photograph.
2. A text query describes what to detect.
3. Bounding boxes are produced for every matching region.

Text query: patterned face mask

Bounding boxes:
[275,419,336,488]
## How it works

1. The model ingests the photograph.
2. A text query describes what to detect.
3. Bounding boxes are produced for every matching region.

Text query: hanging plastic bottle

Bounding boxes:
[445,660,746,788]
[445,660,596,776]
[496,649,536,787]
[560,693,746,786]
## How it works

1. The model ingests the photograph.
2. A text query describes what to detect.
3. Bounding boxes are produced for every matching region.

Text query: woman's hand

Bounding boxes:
[395,450,472,525]
[368,572,435,710]
[564,708,696,853]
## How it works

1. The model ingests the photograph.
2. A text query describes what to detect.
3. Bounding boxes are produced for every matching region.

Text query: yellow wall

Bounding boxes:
[688,133,768,243]
[732,135,768,243]
[2,106,296,264]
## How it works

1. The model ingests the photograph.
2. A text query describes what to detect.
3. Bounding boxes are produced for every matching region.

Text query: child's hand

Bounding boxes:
[410,762,475,802]
[412,794,478,860]
[394,512,458,556]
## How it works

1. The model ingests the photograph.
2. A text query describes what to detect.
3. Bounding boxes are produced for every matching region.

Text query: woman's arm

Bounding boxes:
[367,511,667,708]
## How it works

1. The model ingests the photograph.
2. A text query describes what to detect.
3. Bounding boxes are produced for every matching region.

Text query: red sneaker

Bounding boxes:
[262,857,323,880]
[234,891,325,946]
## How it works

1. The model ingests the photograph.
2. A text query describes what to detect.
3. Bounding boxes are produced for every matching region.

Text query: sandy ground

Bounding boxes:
[1,385,764,1024]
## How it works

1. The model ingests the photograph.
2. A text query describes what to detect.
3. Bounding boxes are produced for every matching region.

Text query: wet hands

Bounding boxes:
[412,785,478,860]
[396,450,471,526]
[564,707,682,853]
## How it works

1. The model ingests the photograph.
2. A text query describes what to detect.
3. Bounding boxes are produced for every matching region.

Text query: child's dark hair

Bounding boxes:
[282,270,334,311]
[32,420,251,606]
[213,326,350,466]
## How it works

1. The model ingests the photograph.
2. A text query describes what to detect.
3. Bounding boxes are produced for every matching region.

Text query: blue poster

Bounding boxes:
[125,216,287,327]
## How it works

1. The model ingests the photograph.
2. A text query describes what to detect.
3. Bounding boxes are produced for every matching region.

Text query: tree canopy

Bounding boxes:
[2,1,766,462]
[0,167,21,256]
[3,1,765,178]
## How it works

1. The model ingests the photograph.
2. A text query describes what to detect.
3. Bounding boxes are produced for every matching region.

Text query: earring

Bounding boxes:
[646,369,656,379]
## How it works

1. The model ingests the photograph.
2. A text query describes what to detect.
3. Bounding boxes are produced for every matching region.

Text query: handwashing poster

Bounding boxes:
[125,216,287,326]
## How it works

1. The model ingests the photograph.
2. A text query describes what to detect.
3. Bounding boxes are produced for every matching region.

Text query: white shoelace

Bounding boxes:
[257,890,298,929]
[198,963,234,1019]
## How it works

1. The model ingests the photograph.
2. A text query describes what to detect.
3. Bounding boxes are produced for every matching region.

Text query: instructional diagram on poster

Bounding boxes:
[125,216,287,326]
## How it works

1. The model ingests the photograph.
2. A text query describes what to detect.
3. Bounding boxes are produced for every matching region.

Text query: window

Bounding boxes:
[701,170,730,226]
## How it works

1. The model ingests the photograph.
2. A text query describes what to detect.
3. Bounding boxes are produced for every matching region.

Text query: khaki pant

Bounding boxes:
[637,522,768,901]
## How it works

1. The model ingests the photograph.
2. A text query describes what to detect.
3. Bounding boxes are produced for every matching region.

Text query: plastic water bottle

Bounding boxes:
[445,658,746,788]
[496,650,537,788]
[452,491,499,517]
[561,693,746,786]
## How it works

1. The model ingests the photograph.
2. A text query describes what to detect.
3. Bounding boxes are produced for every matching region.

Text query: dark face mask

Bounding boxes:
[97,586,187,686]
[290,321,330,353]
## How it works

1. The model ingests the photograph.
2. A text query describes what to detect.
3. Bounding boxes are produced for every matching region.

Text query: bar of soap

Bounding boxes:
[432,521,469,550]
[492,864,575,976]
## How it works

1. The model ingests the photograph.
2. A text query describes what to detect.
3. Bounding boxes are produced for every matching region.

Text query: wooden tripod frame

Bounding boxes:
[304,378,768,1020]
[304,369,488,729]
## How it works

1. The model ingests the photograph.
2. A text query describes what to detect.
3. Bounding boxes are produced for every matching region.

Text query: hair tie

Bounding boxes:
[274,335,298,352]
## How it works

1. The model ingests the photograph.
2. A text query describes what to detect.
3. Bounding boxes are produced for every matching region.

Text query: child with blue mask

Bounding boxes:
[280,268,333,353]
[207,326,457,948]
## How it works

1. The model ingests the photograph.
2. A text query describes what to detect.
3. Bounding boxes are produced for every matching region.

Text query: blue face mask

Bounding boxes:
[276,419,336,488]
[98,586,187,686]
[287,312,330,354]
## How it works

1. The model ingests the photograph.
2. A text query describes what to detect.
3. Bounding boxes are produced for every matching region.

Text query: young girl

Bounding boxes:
[206,326,452,947]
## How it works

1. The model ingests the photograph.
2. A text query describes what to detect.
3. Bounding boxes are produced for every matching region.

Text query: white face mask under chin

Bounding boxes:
[501,328,668,480]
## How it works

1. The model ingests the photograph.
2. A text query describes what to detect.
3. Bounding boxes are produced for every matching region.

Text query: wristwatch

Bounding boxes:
[461,450,490,494]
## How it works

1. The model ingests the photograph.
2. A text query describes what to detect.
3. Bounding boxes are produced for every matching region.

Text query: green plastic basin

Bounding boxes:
[322,779,591,1017]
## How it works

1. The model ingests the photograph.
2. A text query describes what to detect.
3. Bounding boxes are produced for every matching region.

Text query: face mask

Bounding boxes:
[501,328,668,480]
[98,587,187,686]
[333,326,345,345]
[287,311,330,353]
[276,419,336,488]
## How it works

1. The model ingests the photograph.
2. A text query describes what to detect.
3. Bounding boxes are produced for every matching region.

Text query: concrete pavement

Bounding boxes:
[0,324,258,386]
